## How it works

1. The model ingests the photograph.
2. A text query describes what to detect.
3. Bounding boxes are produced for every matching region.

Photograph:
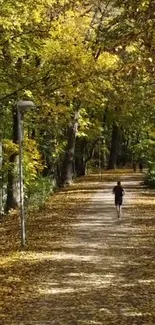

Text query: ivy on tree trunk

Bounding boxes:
[107,122,120,170]
[5,106,19,212]
[61,106,79,186]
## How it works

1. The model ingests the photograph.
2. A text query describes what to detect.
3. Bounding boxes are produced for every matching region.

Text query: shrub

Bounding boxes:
[144,163,155,188]
[25,176,57,211]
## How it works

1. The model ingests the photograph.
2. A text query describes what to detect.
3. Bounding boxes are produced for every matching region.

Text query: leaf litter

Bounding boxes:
[0,171,155,324]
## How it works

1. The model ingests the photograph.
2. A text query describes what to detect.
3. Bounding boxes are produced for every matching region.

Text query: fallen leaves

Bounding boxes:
[0,172,155,324]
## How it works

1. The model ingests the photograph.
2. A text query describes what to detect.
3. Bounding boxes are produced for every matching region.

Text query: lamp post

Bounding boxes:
[17,100,35,247]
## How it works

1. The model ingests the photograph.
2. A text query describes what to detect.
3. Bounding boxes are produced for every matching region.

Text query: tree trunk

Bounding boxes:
[0,107,4,215]
[75,157,86,176]
[5,106,20,212]
[75,138,87,177]
[61,108,79,185]
[0,136,3,216]
[107,123,119,170]
[5,154,19,212]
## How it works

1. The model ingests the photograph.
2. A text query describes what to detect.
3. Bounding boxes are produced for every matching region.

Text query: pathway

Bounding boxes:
[1,173,155,324]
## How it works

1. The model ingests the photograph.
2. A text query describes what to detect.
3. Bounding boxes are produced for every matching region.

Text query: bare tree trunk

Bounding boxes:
[61,108,79,186]
[5,106,20,212]
[0,106,4,216]
[75,138,87,176]
[107,122,119,170]
[0,135,3,216]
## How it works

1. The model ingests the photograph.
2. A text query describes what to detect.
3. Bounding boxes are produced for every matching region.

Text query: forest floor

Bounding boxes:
[1,170,155,325]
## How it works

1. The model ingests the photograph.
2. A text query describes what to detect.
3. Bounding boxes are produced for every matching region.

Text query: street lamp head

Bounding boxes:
[16,100,35,109]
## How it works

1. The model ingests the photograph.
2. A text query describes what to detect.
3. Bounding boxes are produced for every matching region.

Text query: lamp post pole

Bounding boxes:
[17,105,25,247]
[17,100,35,247]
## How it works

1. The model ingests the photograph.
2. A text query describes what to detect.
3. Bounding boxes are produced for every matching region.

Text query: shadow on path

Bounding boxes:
[0,172,155,324]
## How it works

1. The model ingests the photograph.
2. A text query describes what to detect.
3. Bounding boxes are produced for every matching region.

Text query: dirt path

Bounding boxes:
[1,172,155,324]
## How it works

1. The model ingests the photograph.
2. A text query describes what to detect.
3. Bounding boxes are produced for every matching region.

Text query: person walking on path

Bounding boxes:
[112,181,125,218]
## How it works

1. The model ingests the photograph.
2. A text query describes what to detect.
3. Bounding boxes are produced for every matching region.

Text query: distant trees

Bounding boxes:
[1,0,155,212]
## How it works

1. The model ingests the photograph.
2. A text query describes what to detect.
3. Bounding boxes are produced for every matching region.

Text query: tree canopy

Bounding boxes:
[1,0,155,213]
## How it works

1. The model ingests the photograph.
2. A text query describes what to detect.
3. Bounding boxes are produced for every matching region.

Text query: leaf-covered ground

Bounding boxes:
[1,171,155,324]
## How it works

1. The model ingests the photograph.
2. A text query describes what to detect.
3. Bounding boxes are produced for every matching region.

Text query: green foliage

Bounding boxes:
[25,175,56,210]
[144,163,155,188]
[24,137,44,185]
[2,0,155,208]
